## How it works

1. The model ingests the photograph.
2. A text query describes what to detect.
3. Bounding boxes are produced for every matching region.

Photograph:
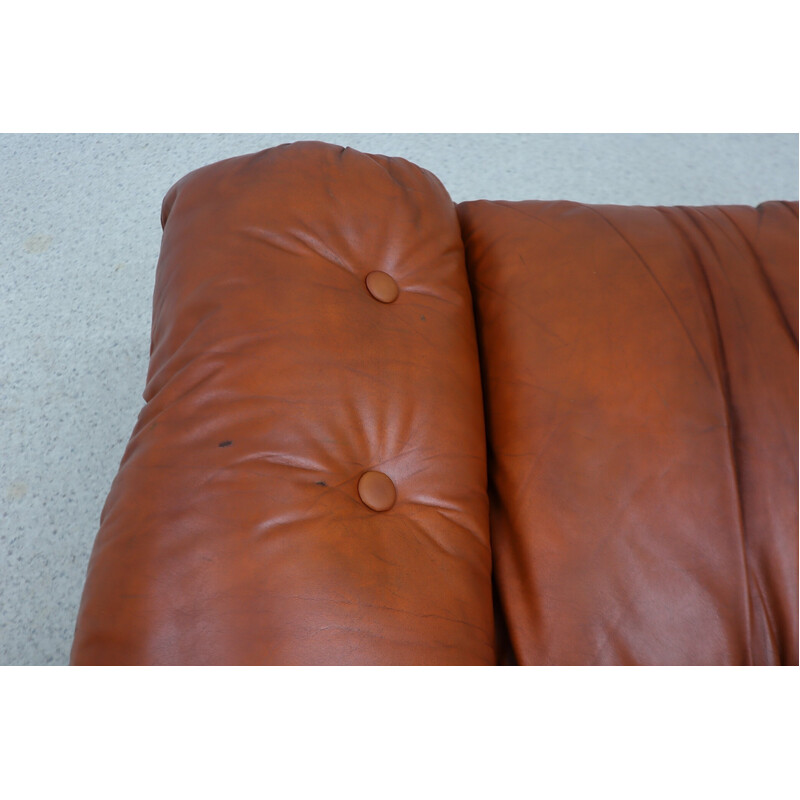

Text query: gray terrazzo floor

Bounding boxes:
[1,133,797,665]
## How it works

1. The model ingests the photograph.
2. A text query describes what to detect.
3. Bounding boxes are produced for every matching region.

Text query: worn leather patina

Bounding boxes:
[71,143,798,665]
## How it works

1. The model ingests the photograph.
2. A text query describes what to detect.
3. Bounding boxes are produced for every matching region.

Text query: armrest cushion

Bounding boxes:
[71,142,494,665]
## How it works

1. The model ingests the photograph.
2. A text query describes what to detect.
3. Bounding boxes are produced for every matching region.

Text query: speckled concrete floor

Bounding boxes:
[1,133,797,665]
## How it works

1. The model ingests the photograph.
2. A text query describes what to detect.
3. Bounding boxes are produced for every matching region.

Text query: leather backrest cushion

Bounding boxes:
[71,142,494,665]
[459,199,798,665]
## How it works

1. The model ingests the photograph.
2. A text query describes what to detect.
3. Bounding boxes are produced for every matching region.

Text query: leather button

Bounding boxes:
[365,271,399,304]
[358,470,396,512]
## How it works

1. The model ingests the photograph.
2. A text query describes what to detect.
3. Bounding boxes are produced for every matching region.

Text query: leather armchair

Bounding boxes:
[70,141,798,665]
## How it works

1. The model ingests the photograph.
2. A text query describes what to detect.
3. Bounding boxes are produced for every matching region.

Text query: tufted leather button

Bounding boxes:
[358,470,396,512]
[365,271,399,304]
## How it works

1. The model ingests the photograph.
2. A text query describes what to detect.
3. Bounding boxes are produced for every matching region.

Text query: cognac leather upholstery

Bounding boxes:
[71,142,798,665]
[459,199,798,665]
[70,143,494,665]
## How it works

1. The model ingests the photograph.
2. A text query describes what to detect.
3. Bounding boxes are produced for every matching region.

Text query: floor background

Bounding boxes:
[1,133,798,666]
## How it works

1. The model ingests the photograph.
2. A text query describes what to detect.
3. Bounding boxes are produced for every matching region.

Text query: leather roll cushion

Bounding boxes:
[70,142,494,665]
[459,199,798,665]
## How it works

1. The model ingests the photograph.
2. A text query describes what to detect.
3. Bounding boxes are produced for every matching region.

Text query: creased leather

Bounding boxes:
[71,141,798,667]
[458,199,798,665]
[70,142,494,665]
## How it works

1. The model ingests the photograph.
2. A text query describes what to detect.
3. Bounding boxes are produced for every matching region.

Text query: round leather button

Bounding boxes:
[365,271,399,304]
[357,470,396,512]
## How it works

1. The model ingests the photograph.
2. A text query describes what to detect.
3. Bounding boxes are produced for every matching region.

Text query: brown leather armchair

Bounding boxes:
[70,141,798,665]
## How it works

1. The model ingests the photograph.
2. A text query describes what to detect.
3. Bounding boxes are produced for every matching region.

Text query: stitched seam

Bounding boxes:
[658,206,755,665]
[712,206,797,347]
